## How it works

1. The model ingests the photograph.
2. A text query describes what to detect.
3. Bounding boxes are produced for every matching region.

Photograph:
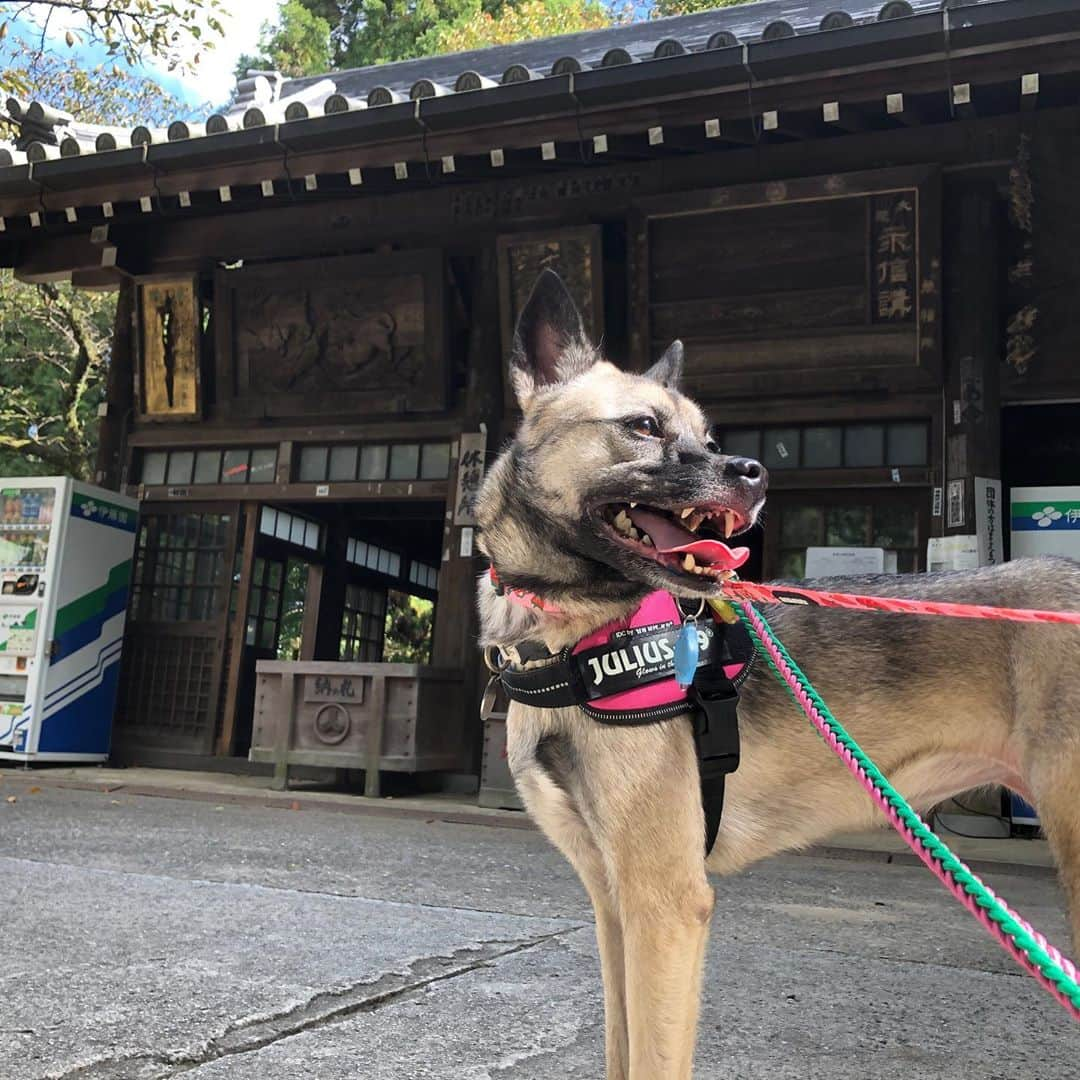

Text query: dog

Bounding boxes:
[474,268,1080,1079]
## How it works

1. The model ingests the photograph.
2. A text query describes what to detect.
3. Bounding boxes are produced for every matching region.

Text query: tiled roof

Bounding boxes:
[3,0,988,160]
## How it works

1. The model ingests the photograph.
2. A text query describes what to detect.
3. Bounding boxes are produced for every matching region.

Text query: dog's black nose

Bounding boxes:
[724,456,767,489]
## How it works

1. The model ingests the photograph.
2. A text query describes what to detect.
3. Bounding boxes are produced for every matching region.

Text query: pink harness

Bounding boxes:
[491,578,749,852]
[571,591,747,714]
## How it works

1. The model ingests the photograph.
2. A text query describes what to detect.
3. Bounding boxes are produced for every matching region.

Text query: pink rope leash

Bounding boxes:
[739,600,1080,1020]
[723,580,1080,626]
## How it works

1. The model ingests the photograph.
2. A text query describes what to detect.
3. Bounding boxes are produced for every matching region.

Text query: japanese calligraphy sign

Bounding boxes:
[636,165,943,400]
[454,432,488,526]
[872,194,916,324]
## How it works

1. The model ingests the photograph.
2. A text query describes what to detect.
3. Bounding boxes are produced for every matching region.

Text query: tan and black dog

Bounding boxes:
[475,268,1080,1080]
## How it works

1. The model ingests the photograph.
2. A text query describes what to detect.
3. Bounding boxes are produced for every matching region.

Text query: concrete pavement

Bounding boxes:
[1,777,1076,1079]
[0,764,1056,875]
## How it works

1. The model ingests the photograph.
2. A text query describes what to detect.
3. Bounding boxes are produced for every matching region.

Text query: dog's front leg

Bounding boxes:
[595,719,714,1080]
[511,761,630,1079]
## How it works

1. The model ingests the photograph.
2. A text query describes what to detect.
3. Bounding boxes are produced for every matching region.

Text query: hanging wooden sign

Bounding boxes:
[137,276,202,420]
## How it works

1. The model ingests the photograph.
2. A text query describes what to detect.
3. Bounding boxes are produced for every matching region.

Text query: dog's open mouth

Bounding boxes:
[601,502,751,578]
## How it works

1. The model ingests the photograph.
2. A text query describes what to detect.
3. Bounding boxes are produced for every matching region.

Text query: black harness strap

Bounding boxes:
[688,662,741,854]
[494,615,750,855]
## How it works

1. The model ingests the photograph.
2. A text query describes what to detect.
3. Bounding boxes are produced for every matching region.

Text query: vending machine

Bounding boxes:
[0,478,138,762]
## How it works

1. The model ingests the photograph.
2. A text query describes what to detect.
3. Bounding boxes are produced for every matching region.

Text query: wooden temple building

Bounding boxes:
[2,0,1080,783]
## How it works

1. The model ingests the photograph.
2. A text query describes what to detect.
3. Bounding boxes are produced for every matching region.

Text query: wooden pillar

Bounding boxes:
[432,249,503,771]
[94,280,135,489]
[217,502,259,756]
[942,180,1003,543]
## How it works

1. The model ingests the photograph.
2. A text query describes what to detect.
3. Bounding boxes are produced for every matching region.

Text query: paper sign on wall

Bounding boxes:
[974,477,1003,566]
[804,547,885,578]
[453,433,487,526]
[946,479,966,528]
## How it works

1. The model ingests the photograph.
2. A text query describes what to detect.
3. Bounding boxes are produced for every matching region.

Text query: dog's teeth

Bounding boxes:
[629,502,638,509]
[641,533,653,546]
[628,526,640,541]
[723,510,735,539]
[683,553,697,571]
[680,507,695,519]
[614,510,631,533]
[687,510,706,533]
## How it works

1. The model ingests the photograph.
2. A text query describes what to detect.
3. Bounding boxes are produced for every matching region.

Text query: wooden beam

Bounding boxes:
[17,105,1049,278]
[128,416,463,447]
[822,101,870,134]
[885,91,922,126]
[942,180,1001,538]
[94,280,134,489]
[13,233,111,283]
[133,479,451,503]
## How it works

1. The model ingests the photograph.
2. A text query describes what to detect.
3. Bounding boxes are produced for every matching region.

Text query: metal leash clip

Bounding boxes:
[479,646,509,721]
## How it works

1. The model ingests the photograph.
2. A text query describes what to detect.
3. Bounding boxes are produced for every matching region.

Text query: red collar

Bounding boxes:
[488,566,564,614]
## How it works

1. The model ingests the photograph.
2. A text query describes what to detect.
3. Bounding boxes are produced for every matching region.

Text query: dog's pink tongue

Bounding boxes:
[628,507,750,571]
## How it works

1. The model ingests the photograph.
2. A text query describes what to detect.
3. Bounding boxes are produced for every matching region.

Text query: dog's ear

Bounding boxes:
[510,269,595,409]
[644,340,684,391]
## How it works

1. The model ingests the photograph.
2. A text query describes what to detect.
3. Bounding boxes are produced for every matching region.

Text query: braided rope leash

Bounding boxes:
[721,579,1080,627]
[733,600,1080,1020]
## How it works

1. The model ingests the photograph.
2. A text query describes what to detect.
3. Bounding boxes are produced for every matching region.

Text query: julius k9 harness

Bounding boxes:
[485,585,754,854]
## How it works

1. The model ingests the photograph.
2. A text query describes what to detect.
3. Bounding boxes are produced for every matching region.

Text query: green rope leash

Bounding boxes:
[737,601,1080,1017]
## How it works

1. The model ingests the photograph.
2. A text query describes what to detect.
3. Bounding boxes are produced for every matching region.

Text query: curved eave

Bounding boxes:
[31,146,150,194]
[0,0,1077,223]
[275,100,420,154]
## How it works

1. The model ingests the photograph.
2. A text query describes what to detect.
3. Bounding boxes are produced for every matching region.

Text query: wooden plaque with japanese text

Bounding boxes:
[635,167,942,401]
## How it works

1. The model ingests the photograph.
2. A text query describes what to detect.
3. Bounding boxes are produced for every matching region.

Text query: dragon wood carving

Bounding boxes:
[241,280,424,395]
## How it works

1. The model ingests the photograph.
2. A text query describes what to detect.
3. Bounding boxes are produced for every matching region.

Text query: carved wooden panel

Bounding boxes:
[637,167,942,401]
[496,226,604,362]
[137,277,201,420]
[216,252,446,418]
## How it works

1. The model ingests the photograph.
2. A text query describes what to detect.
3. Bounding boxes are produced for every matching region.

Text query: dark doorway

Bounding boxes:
[1001,403,1080,558]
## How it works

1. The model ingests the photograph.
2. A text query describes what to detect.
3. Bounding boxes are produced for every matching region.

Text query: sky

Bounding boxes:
[12,0,281,112]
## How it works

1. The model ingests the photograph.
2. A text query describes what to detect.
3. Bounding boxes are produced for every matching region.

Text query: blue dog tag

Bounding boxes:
[674,619,700,688]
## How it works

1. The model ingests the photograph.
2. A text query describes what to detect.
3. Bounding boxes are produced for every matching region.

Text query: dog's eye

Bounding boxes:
[629,416,662,439]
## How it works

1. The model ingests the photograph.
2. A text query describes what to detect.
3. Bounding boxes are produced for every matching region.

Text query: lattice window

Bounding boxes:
[297,441,451,483]
[716,421,929,472]
[115,631,218,746]
[130,512,231,623]
[773,494,924,578]
[339,584,386,661]
[246,557,283,650]
[407,560,439,592]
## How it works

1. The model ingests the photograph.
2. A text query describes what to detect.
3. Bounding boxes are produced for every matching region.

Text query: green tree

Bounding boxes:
[650,0,754,17]
[427,0,610,54]
[234,0,332,80]
[0,277,114,478]
[0,47,186,480]
[243,0,615,75]
[0,0,227,98]
[383,590,434,664]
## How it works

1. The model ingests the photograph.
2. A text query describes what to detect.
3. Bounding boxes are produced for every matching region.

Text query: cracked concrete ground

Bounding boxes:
[1,783,1078,1078]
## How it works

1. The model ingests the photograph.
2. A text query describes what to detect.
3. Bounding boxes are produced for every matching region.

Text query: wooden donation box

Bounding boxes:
[250,661,465,794]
